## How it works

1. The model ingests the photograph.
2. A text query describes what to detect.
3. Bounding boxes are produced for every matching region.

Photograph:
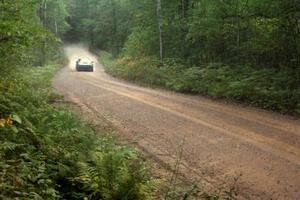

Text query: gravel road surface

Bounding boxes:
[54,45,300,199]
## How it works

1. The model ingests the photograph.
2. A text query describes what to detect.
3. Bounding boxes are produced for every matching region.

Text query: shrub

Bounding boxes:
[74,137,153,200]
[101,52,300,115]
[0,64,153,199]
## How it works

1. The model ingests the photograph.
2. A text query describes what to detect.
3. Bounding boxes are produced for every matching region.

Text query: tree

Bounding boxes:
[0,0,40,69]
[156,0,164,62]
[63,0,300,85]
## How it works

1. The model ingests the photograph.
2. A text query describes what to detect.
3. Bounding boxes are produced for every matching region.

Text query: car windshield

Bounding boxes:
[79,58,92,63]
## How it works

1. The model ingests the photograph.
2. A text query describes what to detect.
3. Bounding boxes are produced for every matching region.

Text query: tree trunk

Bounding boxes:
[236,0,240,49]
[111,0,118,56]
[182,0,185,17]
[293,18,300,86]
[54,3,58,36]
[41,0,47,66]
[44,0,47,27]
[235,0,240,62]
[54,18,58,36]
[156,0,163,62]
[181,0,189,18]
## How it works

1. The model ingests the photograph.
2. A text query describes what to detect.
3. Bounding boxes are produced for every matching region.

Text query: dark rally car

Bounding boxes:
[76,58,94,72]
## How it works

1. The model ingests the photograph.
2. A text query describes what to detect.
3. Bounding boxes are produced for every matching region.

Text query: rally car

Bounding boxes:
[75,58,94,72]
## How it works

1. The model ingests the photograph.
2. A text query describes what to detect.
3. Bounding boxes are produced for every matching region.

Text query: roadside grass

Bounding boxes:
[0,63,154,199]
[99,51,300,115]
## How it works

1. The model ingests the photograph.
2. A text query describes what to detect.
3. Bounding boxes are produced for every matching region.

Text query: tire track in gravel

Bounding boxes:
[54,44,300,200]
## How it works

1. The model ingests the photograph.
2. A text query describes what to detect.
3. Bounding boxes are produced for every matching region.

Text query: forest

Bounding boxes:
[0,0,299,199]
[1,1,153,199]
[65,0,300,114]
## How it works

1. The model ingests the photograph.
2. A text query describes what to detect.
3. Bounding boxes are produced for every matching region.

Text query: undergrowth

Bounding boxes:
[100,51,300,115]
[0,64,153,199]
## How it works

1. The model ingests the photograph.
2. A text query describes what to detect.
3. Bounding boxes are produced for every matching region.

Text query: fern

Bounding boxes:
[0,142,24,152]
[75,145,153,200]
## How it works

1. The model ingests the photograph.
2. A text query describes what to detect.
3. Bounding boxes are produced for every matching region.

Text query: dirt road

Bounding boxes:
[54,45,300,199]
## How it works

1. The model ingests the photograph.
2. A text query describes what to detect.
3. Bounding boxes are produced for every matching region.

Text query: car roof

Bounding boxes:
[79,58,92,62]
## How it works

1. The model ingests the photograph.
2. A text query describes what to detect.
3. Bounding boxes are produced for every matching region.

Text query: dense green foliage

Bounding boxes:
[0,0,69,69]
[0,65,153,199]
[1,1,153,199]
[66,0,300,114]
[102,52,300,114]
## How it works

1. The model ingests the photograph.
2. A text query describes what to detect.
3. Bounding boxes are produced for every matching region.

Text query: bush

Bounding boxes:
[74,137,152,200]
[0,64,153,199]
[101,52,300,115]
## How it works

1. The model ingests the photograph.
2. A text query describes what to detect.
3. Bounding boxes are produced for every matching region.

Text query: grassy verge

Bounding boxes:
[0,63,153,199]
[99,51,300,115]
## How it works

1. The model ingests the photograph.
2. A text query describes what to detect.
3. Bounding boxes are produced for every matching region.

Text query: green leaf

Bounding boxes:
[12,114,22,124]
[10,125,19,133]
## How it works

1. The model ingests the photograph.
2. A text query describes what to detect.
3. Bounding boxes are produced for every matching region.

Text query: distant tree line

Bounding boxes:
[65,0,299,70]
